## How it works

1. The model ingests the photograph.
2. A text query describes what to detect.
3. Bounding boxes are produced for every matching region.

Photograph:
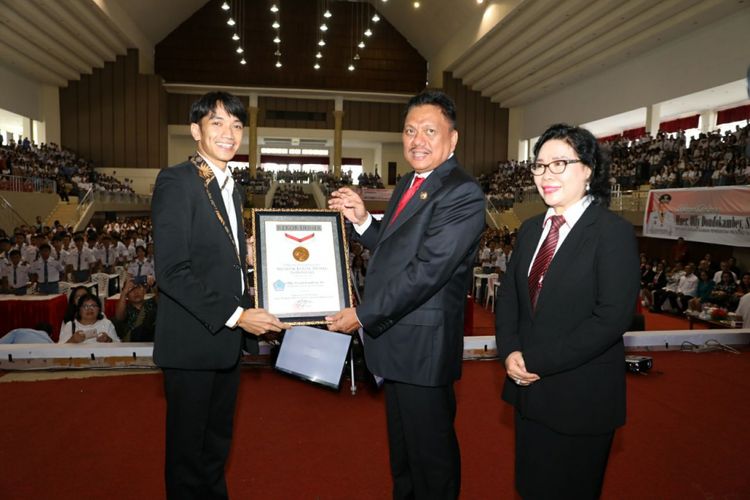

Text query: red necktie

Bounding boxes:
[390,176,425,224]
[528,215,565,309]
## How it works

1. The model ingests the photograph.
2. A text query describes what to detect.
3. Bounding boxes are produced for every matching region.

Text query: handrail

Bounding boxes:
[0,193,31,228]
[0,174,56,194]
[484,195,501,229]
[75,187,94,224]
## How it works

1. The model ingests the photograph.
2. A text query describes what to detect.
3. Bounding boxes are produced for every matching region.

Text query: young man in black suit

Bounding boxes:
[152,92,289,500]
[327,90,486,499]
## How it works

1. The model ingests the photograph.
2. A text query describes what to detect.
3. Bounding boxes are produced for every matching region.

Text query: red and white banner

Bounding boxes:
[643,186,750,247]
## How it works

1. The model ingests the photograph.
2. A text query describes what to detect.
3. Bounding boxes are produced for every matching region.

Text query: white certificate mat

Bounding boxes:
[275,326,352,390]
[263,218,342,316]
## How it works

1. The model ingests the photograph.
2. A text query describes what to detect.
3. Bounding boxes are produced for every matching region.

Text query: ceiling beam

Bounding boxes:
[0,39,66,86]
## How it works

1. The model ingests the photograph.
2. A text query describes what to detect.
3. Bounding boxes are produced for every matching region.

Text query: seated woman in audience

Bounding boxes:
[58,293,119,344]
[687,270,715,312]
[62,285,89,325]
[114,277,157,342]
[707,271,738,308]
[729,272,750,311]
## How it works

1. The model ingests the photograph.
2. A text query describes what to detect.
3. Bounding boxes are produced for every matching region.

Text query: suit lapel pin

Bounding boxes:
[419,191,428,200]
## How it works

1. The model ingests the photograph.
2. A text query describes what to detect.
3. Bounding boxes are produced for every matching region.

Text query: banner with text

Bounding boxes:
[643,186,750,247]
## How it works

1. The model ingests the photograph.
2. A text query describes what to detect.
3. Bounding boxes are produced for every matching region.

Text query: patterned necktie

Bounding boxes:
[390,176,425,224]
[528,215,566,310]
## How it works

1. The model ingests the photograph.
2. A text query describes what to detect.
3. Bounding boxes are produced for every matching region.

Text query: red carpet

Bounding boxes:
[1,351,749,499]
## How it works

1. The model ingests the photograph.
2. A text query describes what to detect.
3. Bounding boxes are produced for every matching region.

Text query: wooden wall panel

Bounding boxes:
[136,76,149,167]
[60,83,77,153]
[442,72,509,176]
[155,0,426,94]
[343,101,404,132]
[123,51,137,166]
[89,69,102,166]
[100,62,114,166]
[112,54,126,166]
[147,77,160,168]
[77,76,90,161]
[59,49,169,169]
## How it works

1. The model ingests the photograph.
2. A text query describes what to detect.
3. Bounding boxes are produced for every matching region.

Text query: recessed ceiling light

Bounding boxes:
[240,58,246,65]
[236,47,244,54]
[221,2,230,11]
[372,14,380,22]
[316,51,322,59]
[270,4,278,13]
[274,36,281,43]
[318,39,326,46]
[232,33,239,41]
[348,64,355,71]
[314,63,320,69]
[358,41,365,49]
[324,10,332,18]
[272,21,280,29]
[276,60,282,68]
[413,1,420,8]
[364,28,372,37]
[227,18,235,26]
[354,54,360,60]
[320,23,328,32]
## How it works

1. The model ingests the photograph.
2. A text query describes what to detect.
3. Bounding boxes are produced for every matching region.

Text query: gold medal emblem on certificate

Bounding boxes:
[293,246,310,262]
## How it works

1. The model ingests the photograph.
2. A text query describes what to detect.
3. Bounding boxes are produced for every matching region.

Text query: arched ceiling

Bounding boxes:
[0,0,748,106]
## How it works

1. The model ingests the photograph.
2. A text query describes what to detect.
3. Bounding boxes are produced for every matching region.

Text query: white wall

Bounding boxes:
[513,9,750,141]
[0,64,61,144]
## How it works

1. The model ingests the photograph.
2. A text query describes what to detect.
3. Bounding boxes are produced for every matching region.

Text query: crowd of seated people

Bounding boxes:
[233,166,272,194]
[605,124,749,190]
[0,139,134,200]
[317,171,353,196]
[640,245,747,320]
[271,185,309,208]
[475,226,517,275]
[357,172,384,189]
[478,160,536,211]
[478,124,749,212]
[0,217,158,342]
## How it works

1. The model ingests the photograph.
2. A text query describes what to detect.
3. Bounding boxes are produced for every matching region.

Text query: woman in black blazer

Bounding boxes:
[496,124,640,499]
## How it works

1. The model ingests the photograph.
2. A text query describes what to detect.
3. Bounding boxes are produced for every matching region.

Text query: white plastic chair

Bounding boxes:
[485,273,499,310]
[473,267,483,300]
[91,272,110,300]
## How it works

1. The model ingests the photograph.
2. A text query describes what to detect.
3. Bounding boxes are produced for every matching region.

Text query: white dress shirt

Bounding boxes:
[202,155,244,327]
[528,195,592,276]
[30,257,64,283]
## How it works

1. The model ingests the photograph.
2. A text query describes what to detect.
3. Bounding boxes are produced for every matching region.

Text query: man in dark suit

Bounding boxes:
[152,92,288,500]
[327,90,486,499]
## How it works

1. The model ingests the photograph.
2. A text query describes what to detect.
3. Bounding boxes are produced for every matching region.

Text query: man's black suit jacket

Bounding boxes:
[357,157,486,387]
[152,160,253,370]
[496,203,639,435]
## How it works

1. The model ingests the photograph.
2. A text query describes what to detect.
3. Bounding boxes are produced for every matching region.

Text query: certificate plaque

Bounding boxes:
[252,209,353,325]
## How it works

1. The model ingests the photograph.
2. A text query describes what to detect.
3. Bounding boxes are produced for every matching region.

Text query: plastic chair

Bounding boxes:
[473,267,483,300]
[91,272,110,300]
[485,273,499,310]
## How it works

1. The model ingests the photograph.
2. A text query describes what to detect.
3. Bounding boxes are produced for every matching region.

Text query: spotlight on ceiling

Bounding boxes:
[372,14,380,22]
[221,2,230,11]
[270,4,278,13]
[232,33,239,41]
[227,18,235,26]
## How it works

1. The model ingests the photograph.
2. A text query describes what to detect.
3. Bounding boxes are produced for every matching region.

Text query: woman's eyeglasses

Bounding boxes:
[530,159,581,176]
